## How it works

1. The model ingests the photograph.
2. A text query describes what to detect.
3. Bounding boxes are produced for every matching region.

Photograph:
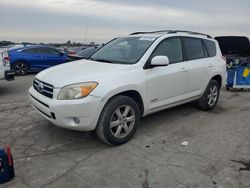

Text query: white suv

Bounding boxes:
[29,30,226,145]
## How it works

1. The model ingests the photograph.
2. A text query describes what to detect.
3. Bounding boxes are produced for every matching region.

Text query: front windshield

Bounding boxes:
[91,36,156,64]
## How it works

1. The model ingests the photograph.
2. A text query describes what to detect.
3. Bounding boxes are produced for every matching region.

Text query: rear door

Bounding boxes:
[182,37,213,96]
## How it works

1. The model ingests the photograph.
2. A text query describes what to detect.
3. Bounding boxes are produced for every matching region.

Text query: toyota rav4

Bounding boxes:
[29,30,226,145]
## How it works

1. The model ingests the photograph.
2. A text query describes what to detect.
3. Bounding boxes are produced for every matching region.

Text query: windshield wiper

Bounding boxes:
[90,58,114,64]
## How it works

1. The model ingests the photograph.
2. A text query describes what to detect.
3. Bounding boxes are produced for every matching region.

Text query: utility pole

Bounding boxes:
[84,23,89,45]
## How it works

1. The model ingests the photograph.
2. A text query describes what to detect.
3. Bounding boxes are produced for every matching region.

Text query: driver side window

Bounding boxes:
[151,37,183,64]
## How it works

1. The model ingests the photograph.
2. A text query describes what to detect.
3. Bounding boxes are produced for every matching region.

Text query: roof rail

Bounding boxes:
[130,30,212,39]
[168,30,212,39]
[130,30,171,35]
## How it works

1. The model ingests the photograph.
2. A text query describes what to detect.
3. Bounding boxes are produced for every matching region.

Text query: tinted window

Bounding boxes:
[38,48,51,54]
[151,38,183,64]
[204,40,216,57]
[183,38,205,60]
[38,47,60,55]
[49,48,61,55]
[22,48,39,54]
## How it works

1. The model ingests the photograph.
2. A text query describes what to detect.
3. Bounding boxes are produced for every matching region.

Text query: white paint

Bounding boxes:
[29,33,226,132]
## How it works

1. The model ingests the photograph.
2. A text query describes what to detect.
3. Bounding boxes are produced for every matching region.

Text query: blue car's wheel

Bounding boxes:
[13,62,29,76]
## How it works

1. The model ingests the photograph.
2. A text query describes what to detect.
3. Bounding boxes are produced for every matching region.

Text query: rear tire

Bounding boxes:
[96,95,140,145]
[13,62,29,76]
[197,80,220,111]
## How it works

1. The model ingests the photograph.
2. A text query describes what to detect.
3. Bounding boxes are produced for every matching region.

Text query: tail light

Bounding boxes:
[68,51,76,55]
[2,52,10,66]
[222,56,227,63]
[221,56,227,64]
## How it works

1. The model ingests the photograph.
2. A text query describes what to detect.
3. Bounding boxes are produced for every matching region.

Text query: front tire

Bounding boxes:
[13,62,29,76]
[96,95,140,145]
[197,80,220,111]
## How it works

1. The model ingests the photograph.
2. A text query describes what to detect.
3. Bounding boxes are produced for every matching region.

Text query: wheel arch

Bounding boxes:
[11,59,30,69]
[103,89,145,117]
[211,74,222,89]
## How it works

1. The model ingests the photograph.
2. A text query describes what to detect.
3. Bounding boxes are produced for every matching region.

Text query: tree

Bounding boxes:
[66,40,72,46]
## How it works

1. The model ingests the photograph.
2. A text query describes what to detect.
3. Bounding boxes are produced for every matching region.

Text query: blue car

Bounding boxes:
[7,45,68,75]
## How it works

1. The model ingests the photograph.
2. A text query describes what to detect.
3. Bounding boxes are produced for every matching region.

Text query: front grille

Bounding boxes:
[33,79,54,99]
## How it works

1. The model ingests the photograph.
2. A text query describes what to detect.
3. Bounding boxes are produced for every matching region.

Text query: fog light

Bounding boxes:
[74,117,80,124]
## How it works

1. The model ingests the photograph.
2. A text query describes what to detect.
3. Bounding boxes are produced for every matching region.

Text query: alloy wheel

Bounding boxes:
[110,105,135,139]
[207,85,218,107]
[14,63,28,75]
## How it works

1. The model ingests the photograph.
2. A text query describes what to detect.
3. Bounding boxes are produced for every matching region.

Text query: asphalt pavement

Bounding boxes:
[0,74,250,188]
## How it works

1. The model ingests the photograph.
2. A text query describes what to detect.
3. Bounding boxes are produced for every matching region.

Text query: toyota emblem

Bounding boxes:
[37,82,44,92]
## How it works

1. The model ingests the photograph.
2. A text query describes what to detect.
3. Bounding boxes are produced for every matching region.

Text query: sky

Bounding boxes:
[0,0,250,44]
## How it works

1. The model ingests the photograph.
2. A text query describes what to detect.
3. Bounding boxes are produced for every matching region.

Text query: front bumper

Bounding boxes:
[5,70,15,81]
[28,86,105,131]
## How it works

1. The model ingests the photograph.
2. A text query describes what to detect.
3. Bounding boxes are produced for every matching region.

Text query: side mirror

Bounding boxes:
[151,56,169,67]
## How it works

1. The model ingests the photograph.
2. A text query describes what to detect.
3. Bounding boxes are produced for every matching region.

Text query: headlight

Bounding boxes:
[58,82,98,100]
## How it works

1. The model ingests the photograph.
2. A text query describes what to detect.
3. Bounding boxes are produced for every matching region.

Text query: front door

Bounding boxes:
[146,37,188,110]
[38,47,65,69]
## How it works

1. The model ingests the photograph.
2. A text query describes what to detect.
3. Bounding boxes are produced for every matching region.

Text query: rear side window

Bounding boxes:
[183,38,205,60]
[48,48,61,55]
[22,48,39,54]
[151,37,183,64]
[203,40,216,57]
[38,48,51,54]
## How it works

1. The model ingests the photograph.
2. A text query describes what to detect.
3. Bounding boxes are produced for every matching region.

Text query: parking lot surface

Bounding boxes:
[0,75,250,188]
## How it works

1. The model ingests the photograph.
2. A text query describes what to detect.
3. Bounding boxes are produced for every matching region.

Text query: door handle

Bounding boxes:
[180,68,188,73]
[208,63,214,68]
[36,55,45,58]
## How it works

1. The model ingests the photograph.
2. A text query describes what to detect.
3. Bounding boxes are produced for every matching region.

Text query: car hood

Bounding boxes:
[36,60,132,88]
